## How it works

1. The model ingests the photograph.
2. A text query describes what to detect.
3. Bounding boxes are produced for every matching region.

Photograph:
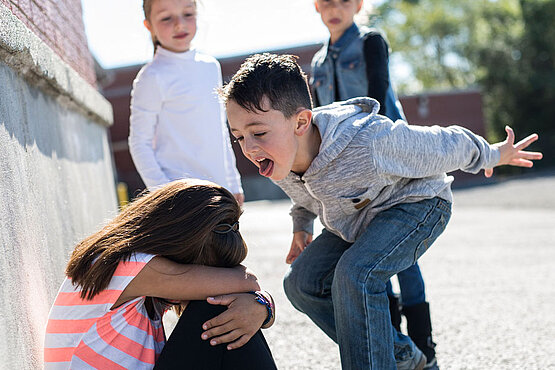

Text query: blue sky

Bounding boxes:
[81,0,331,69]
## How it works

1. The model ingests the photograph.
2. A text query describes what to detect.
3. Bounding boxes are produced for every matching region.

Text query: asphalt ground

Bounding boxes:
[238,171,555,370]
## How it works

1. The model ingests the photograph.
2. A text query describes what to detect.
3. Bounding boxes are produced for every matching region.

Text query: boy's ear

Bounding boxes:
[295,109,313,136]
[143,19,152,32]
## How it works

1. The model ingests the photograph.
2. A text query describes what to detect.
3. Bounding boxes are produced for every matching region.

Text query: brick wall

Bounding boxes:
[1,0,96,85]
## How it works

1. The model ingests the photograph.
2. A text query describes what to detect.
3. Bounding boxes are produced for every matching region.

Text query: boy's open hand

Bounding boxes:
[201,293,267,350]
[286,231,313,264]
[484,126,543,177]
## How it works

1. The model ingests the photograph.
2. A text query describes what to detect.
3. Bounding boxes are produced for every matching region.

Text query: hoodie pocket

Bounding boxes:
[338,188,376,215]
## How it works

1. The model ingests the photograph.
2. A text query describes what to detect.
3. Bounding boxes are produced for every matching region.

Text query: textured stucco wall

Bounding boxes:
[0,62,118,368]
[0,2,117,369]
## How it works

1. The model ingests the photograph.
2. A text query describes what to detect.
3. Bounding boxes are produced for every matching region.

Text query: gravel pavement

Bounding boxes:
[239,171,555,370]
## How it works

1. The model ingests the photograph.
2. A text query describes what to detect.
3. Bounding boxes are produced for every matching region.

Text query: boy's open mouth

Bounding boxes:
[257,158,274,177]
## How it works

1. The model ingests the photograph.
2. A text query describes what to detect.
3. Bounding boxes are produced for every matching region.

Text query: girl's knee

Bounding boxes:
[180,300,226,325]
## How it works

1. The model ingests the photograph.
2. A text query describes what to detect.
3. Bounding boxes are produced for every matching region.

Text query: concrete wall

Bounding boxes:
[0,2,117,369]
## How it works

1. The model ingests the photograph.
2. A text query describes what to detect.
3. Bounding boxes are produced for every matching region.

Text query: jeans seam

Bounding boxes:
[363,296,373,368]
[377,200,437,275]
[437,198,452,213]
[359,199,441,368]
[366,198,450,272]
[319,268,336,296]
[413,214,443,264]
[412,199,451,263]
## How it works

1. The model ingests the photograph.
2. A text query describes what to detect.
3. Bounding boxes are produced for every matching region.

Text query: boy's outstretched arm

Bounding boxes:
[484,126,543,177]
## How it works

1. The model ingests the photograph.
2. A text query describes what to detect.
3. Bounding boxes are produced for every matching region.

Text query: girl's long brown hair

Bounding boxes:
[66,179,247,300]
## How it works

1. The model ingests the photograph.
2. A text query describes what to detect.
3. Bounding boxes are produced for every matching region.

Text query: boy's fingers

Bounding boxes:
[484,168,493,177]
[515,133,539,150]
[519,150,543,160]
[510,158,534,168]
[286,250,299,264]
[505,125,515,144]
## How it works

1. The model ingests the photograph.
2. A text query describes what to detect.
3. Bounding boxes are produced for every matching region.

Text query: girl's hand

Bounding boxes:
[201,293,267,350]
[484,126,543,177]
[286,231,313,264]
[233,193,245,207]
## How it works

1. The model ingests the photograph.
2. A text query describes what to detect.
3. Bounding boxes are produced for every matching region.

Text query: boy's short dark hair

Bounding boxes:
[220,53,313,118]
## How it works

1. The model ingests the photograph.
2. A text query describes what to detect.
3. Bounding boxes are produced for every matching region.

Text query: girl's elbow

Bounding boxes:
[243,269,261,291]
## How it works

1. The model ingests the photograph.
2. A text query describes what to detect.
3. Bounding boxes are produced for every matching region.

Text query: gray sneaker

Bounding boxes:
[396,344,427,370]
[423,356,439,370]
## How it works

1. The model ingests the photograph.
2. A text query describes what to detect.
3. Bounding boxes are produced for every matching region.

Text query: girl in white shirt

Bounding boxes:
[129,0,244,204]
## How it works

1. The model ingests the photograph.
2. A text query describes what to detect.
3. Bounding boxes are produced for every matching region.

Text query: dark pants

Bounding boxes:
[154,300,277,370]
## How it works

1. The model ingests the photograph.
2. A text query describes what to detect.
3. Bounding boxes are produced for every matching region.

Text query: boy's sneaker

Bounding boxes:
[396,344,427,370]
[416,337,438,369]
[424,356,439,370]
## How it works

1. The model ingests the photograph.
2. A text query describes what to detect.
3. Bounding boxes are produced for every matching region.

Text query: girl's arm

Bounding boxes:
[363,32,390,116]
[116,257,269,350]
[115,257,260,307]
[128,69,171,189]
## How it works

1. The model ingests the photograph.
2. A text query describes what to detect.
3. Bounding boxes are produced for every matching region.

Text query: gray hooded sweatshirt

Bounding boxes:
[275,97,500,243]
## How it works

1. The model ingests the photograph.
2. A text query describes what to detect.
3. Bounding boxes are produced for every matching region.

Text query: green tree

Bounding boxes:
[374,0,554,167]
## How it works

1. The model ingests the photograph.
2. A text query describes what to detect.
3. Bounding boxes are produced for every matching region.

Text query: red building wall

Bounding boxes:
[1,0,96,85]
[400,90,485,136]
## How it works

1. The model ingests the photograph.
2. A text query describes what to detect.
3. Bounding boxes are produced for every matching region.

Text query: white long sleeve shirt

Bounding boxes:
[128,47,243,194]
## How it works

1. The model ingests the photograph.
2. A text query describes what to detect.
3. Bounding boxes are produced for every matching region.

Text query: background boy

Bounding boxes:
[310,1,437,366]
[220,53,542,370]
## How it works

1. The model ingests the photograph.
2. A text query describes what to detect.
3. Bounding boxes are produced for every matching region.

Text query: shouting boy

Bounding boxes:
[220,53,542,370]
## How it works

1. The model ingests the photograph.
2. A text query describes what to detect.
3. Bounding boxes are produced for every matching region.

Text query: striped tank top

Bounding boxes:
[44,253,166,369]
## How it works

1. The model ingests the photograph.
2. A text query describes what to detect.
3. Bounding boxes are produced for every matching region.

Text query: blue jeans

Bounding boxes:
[386,263,426,307]
[283,198,451,370]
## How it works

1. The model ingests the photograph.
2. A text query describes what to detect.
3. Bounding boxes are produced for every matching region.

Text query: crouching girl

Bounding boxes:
[44,179,277,369]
